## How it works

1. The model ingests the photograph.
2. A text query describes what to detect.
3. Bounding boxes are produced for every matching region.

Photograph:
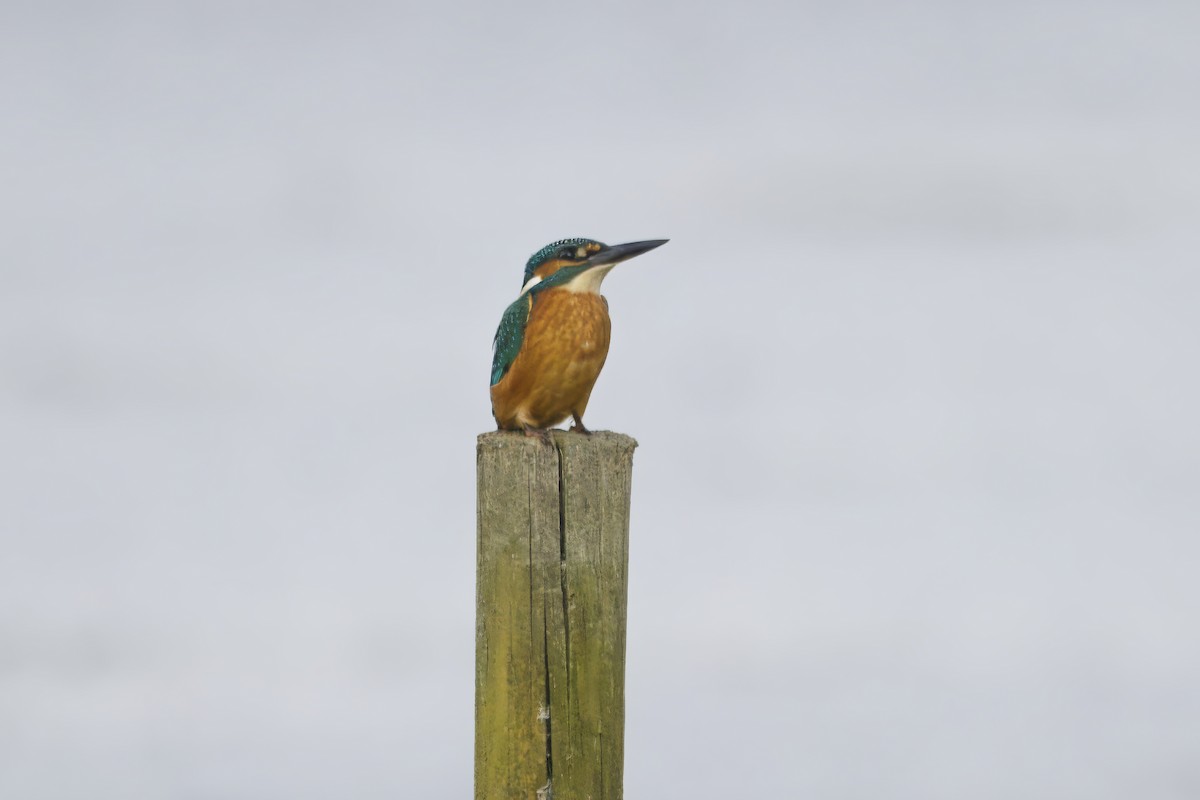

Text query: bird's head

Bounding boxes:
[520,237,668,295]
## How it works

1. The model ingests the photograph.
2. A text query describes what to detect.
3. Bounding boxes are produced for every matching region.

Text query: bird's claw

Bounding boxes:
[522,426,553,443]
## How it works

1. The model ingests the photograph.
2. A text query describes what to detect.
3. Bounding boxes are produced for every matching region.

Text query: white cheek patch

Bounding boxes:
[519,274,542,295]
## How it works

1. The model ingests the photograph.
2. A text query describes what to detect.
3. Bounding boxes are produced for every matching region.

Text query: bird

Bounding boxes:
[490,237,668,435]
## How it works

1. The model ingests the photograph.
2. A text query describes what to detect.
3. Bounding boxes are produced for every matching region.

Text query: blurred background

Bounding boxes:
[3,1,1199,797]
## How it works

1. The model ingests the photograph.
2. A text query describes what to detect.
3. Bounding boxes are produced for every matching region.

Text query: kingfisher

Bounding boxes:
[490,237,668,434]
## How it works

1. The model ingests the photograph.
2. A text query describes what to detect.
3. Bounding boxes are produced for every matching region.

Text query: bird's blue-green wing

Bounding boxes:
[491,293,533,386]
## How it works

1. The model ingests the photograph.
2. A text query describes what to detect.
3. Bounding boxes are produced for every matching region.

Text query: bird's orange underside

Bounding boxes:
[491,289,611,430]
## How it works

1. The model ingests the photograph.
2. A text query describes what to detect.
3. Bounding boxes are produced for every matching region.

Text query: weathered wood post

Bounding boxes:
[476,430,637,800]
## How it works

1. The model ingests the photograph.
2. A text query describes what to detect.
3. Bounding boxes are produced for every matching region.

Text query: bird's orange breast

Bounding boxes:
[490,289,611,430]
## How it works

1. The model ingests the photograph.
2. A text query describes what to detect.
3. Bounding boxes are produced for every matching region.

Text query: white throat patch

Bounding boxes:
[561,263,616,294]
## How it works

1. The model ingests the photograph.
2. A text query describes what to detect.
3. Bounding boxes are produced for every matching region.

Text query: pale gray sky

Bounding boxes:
[3,1,1199,797]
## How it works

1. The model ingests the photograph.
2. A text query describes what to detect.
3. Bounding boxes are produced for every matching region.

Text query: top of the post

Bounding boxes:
[477,430,638,456]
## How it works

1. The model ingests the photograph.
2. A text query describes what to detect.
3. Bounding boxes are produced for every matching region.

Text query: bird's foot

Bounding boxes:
[569,415,592,435]
[522,426,553,443]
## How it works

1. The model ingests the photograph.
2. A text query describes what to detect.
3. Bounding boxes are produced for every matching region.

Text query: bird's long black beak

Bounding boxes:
[586,239,669,268]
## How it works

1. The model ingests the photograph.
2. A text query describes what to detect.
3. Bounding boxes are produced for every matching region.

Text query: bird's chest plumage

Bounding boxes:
[526,289,610,366]
[490,288,612,429]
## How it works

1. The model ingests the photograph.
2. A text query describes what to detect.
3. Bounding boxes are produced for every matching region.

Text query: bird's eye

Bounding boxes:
[559,247,577,259]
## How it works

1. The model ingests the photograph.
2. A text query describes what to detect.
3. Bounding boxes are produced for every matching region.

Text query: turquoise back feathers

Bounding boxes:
[491,294,532,386]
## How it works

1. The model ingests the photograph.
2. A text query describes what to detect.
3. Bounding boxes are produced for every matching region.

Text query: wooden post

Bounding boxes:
[476,430,637,800]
